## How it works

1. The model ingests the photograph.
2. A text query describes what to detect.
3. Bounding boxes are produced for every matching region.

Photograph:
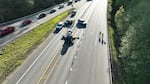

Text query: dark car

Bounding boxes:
[75,0,80,3]
[0,26,15,37]
[75,0,78,3]
[21,19,32,27]
[37,13,46,19]
[70,10,77,17]
[59,4,64,9]
[67,1,73,6]
[77,19,87,28]
[64,19,74,27]
[49,9,56,14]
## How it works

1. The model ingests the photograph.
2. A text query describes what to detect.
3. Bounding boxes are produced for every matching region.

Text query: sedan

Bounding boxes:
[59,4,64,9]
[77,19,87,28]
[71,10,77,17]
[56,22,64,30]
[21,19,32,27]
[49,9,56,14]
[0,26,15,37]
[37,13,46,19]
[64,19,74,27]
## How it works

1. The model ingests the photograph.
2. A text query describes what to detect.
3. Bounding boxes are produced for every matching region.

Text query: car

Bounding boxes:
[59,4,64,9]
[74,0,78,3]
[56,22,64,30]
[0,26,15,37]
[67,1,73,6]
[77,19,87,27]
[37,13,46,19]
[21,19,32,27]
[70,10,77,17]
[64,19,74,27]
[75,0,80,3]
[49,9,56,13]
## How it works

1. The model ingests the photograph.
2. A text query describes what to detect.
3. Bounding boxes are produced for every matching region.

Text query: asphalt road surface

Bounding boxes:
[3,0,111,84]
[0,0,85,47]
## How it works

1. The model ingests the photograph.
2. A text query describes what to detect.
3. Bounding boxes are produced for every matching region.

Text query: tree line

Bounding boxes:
[110,0,150,84]
[0,0,67,23]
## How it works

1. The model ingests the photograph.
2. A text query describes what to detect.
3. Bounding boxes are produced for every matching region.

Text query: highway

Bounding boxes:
[4,0,111,84]
[0,0,85,47]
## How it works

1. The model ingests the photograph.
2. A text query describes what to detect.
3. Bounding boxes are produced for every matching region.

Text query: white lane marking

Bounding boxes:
[65,80,68,84]
[95,35,98,46]
[16,2,92,84]
[16,30,64,84]
[69,67,73,72]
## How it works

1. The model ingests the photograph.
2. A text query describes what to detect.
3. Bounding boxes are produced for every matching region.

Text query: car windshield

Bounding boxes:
[57,24,62,26]
[79,20,84,22]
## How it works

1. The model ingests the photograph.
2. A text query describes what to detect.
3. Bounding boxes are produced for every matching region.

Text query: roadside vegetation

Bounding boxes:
[108,0,150,84]
[0,9,72,83]
[0,0,67,23]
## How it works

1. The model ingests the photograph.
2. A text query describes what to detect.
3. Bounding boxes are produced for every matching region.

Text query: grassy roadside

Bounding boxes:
[108,0,125,84]
[109,26,125,84]
[0,9,72,83]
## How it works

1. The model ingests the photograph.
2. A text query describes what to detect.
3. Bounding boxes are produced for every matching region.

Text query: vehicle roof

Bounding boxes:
[78,18,85,21]
[60,4,64,5]
[58,22,64,24]
[38,13,46,15]
[24,19,31,22]
[50,9,55,10]
[73,10,77,12]
[0,26,14,30]
[66,19,74,21]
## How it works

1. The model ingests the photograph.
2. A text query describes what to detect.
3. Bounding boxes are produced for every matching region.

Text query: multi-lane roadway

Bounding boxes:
[0,0,84,47]
[3,0,112,84]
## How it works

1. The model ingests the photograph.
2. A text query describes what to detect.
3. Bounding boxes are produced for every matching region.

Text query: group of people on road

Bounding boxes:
[99,32,106,45]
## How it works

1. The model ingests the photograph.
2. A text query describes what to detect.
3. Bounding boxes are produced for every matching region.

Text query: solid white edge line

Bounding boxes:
[15,31,62,84]
[65,80,68,84]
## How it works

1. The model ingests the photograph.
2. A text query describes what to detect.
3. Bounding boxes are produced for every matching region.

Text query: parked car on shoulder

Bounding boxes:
[0,26,15,37]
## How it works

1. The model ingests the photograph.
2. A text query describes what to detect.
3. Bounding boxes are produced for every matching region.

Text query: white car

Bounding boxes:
[56,22,64,30]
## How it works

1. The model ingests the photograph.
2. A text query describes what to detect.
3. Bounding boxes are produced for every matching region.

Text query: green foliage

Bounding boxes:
[109,26,118,62]
[114,0,150,84]
[110,0,150,83]
[0,10,71,83]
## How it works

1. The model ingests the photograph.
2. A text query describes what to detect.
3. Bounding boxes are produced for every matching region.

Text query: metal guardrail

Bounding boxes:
[106,0,113,84]
[0,2,68,26]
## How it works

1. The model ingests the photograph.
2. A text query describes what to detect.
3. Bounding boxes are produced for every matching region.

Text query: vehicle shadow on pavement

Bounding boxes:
[61,42,73,55]
[53,29,61,34]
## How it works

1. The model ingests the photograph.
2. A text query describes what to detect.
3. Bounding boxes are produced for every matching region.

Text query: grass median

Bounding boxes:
[0,9,72,83]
